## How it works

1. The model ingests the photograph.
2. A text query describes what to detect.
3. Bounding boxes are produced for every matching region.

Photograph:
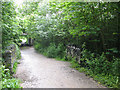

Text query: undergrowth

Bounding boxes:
[70,52,120,88]
[1,65,22,88]
[13,62,18,73]
[1,43,22,88]
[34,43,65,58]
[34,42,120,88]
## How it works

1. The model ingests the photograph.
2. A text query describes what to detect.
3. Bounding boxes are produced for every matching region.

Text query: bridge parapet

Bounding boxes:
[4,44,16,74]
[66,45,81,64]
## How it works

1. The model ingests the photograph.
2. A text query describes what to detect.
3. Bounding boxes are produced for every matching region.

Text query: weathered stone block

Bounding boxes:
[4,44,17,75]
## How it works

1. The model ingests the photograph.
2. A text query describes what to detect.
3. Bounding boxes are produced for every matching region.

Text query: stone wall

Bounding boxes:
[66,45,81,64]
[4,44,16,74]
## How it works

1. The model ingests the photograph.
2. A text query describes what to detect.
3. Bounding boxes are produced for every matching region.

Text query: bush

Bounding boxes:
[34,42,40,50]
[1,65,21,88]
[2,78,21,88]
[45,43,65,58]
[55,43,65,58]
[34,42,65,58]
[80,43,119,76]
[15,44,21,60]
[70,56,119,88]
[13,62,18,73]
[34,42,46,53]
[69,43,120,88]
[46,43,57,58]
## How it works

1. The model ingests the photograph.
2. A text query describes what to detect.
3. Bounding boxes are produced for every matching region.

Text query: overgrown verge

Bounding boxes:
[34,42,66,59]
[1,0,23,88]
[70,52,119,88]
[25,1,119,88]
[34,42,119,88]
[13,43,21,73]
[13,44,21,73]
[1,43,22,88]
[1,65,21,88]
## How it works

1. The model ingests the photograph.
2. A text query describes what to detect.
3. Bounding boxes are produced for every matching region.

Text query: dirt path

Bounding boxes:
[15,47,105,88]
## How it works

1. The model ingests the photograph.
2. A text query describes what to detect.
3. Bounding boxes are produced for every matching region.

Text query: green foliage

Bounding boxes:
[15,1,120,88]
[81,49,119,77]
[13,62,18,73]
[93,74,119,88]
[2,78,21,88]
[34,43,65,58]
[46,43,65,58]
[77,66,119,88]
[34,42,46,53]
[30,1,119,57]
[72,44,119,88]
[70,58,80,70]
[15,44,21,60]
[2,1,22,49]
[1,65,21,88]
[1,1,22,88]
[70,55,119,88]
[45,43,57,58]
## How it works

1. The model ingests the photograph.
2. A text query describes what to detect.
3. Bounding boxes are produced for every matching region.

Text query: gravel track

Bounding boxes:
[15,47,105,88]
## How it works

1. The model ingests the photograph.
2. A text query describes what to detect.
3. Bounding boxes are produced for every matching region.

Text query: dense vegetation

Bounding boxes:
[24,1,119,88]
[1,0,21,88]
[1,0,120,88]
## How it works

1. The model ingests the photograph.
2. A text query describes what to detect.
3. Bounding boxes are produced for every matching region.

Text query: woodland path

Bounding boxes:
[15,47,105,88]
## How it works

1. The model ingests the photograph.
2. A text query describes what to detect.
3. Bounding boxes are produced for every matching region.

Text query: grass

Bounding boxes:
[55,56,68,61]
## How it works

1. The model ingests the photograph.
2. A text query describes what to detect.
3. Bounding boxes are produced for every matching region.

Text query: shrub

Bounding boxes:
[13,62,18,73]
[70,43,120,88]
[46,43,57,58]
[55,43,65,58]
[34,43,40,50]
[15,44,21,60]
[1,65,21,88]
[45,43,65,58]
[34,42,46,53]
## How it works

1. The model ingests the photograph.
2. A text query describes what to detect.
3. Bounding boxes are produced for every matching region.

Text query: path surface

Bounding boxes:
[15,47,105,88]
